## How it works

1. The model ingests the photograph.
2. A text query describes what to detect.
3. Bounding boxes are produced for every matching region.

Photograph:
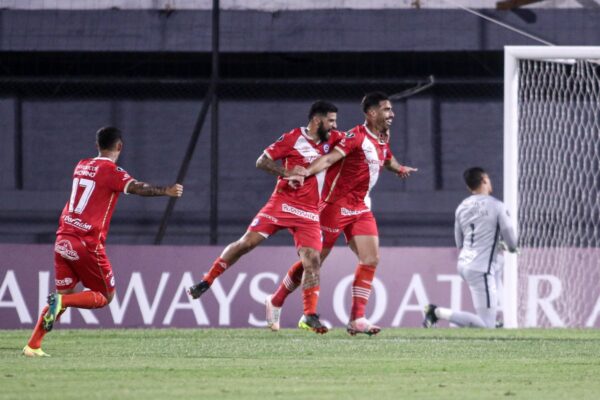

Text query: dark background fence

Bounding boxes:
[1,6,596,246]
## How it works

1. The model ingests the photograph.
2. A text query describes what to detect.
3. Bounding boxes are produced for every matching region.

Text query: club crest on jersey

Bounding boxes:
[251,218,260,227]
[323,144,330,153]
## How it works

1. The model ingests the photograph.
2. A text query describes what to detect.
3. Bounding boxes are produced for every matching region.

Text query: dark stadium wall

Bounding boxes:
[0,9,599,52]
[0,8,597,245]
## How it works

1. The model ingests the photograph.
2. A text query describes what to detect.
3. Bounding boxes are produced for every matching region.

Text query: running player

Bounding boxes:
[23,126,183,357]
[265,92,417,335]
[187,101,343,334]
[423,167,518,328]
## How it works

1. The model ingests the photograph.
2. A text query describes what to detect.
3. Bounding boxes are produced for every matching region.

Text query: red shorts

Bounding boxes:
[54,234,115,297]
[248,198,322,251]
[320,202,379,249]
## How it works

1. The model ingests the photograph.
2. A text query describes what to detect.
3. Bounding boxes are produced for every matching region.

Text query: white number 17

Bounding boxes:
[68,178,96,214]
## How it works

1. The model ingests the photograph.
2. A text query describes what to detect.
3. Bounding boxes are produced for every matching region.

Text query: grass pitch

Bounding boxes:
[1,328,599,399]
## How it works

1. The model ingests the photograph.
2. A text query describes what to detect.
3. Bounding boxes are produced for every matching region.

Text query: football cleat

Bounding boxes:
[265,295,282,332]
[346,317,381,336]
[187,280,211,299]
[22,345,50,358]
[298,314,328,334]
[422,304,439,328]
[42,293,63,332]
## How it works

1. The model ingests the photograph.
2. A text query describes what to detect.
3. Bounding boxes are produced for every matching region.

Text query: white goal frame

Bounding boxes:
[503,46,600,328]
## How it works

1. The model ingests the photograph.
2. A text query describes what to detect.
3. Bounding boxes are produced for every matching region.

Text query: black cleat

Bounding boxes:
[422,304,439,328]
[187,280,211,299]
[298,313,328,334]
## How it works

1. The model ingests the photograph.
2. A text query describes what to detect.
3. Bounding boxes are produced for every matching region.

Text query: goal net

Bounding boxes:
[504,47,600,328]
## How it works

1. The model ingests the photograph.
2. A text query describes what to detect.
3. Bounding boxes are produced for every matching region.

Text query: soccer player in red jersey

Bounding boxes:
[23,127,183,357]
[188,101,344,334]
[265,92,417,335]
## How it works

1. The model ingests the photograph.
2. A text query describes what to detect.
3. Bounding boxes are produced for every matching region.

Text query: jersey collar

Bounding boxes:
[93,156,115,163]
[363,123,386,144]
[301,127,321,145]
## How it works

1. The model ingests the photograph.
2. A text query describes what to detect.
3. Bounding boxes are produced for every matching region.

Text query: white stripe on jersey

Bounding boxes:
[360,136,381,209]
[293,134,320,162]
[293,132,326,198]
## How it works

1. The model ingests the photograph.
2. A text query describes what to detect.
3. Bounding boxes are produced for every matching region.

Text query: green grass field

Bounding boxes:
[2,328,600,399]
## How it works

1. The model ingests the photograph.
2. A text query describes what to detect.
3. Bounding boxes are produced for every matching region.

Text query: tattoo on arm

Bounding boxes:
[127,181,168,197]
[256,154,288,177]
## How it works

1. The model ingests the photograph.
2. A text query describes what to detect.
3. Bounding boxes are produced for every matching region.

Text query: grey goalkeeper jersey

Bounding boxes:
[455,194,518,273]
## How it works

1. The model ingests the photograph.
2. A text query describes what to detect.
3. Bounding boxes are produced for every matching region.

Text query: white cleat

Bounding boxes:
[265,295,282,331]
[23,345,50,357]
[347,317,381,336]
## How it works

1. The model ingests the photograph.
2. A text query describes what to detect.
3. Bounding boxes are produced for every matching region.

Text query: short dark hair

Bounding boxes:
[96,126,122,150]
[308,100,338,121]
[361,92,390,113]
[463,167,487,190]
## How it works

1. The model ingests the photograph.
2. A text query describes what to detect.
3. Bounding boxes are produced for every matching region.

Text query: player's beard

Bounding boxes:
[317,121,330,142]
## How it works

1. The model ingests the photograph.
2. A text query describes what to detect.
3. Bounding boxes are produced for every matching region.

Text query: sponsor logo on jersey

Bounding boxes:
[55,277,74,287]
[257,213,278,223]
[364,159,385,166]
[277,135,285,142]
[281,204,319,222]
[345,132,355,138]
[251,218,260,227]
[55,240,80,261]
[63,215,93,231]
[340,207,370,216]
[303,156,319,163]
[75,164,98,178]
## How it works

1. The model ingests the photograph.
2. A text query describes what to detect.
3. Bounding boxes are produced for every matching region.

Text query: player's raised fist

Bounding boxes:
[166,184,184,197]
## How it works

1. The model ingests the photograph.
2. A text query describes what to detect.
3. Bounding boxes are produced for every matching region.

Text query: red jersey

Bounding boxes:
[322,124,393,210]
[264,127,344,212]
[56,157,135,249]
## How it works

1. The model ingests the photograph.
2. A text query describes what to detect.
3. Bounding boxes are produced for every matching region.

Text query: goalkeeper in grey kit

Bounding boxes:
[423,167,518,328]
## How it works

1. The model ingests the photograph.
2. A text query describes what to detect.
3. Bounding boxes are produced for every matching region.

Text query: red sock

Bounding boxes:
[27,305,49,349]
[62,291,108,309]
[27,306,66,349]
[271,260,304,307]
[202,257,229,285]
[302,286,320,315]
[350,264,376,321]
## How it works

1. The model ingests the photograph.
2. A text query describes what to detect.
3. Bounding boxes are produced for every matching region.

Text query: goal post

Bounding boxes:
[503,46,600,328]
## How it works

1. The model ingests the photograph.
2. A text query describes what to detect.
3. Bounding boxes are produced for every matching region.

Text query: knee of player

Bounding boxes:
[302,250,321,270]
[236,238,257,254]
[361,254,380,267]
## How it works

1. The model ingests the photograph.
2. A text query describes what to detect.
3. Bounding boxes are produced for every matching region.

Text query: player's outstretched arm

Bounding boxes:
[384,156,418,178]
[306,149,345,176]
[127,181,184,197]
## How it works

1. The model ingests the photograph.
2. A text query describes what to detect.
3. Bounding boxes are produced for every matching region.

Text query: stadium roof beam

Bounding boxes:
[496,0,546,10]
